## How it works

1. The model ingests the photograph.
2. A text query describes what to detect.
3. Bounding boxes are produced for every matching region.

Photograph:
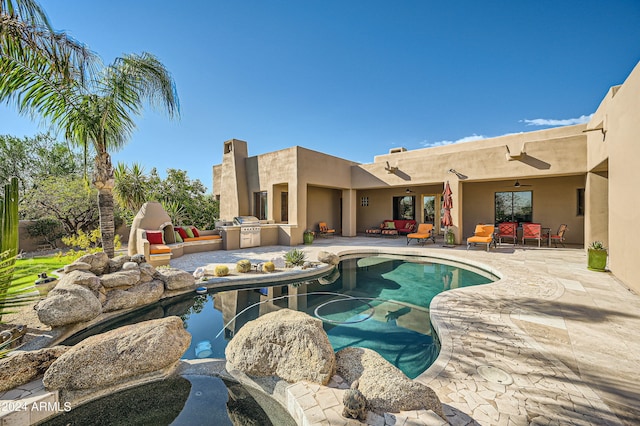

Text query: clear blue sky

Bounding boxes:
[2,0,639,192]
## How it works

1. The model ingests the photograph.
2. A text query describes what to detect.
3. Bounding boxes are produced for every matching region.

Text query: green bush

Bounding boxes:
[236,259,252,273]
[26,219,64,248]
[56,229,121,263]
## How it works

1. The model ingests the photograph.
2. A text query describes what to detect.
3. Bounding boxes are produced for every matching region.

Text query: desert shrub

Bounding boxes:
[284,248,306,267]
[262,261,275,273]
[56,229,121,262]
[26,219,64,248]
[214,265,229,277]
[236,259,252,273]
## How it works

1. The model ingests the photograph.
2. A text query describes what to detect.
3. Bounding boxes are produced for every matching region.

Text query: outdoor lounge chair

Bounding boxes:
[318,222,336,238]
[522,223,542,247]
[406,223,435,245]
[467,224,496,251]
[496,221,518,245]
[549,224,568,247]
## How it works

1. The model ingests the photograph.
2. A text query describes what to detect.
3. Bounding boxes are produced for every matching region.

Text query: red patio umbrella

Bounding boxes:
[442,181,453,228]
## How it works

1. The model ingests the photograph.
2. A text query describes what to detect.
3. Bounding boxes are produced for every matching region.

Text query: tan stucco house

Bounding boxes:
[213,61,640,295]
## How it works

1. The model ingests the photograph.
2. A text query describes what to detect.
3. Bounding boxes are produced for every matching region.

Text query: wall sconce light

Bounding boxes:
[405,188,413,194]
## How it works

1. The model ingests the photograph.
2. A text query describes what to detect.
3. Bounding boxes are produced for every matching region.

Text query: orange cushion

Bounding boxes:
[407,233,429,239]
[149,244,171,254]
[467,236,492,243]
[184,235,221,242]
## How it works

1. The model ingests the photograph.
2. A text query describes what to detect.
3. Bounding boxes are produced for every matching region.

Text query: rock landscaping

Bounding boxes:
[34,252,195,327]
[225,309,336,385]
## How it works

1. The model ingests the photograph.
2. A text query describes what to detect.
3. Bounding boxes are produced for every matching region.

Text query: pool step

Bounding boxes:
[0,379,65,425]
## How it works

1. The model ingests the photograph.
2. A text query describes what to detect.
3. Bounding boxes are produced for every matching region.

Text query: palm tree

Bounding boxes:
[62,53,180,257]
[0,0,96,100]
[1,1,180,258]
[114,162,150,215]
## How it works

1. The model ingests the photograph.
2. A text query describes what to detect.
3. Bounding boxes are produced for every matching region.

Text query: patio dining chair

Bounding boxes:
[549,224,568,247]
[522,223,542,247]
[496,222,518,245]
[318,222,335,238]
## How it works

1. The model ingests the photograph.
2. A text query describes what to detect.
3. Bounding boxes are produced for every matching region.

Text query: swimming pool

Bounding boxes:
[63,254,496,379]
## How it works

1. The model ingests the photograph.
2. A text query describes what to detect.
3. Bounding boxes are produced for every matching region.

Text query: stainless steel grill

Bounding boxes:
[234,216,261,248]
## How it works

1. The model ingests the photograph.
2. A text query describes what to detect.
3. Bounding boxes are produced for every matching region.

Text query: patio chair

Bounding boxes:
[318,222,336,238]
[406,223,435,245]
[522,223,542,247]
[496,222,518,245]
[467,224,496,251]
[549,224,568,247]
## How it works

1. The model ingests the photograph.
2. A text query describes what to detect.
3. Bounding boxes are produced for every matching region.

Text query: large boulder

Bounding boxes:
[35,283,102,327]
[43,316,190,391]
[55,270,101,292]
[102,280,165,312]
[0,346,69,392]
[63,261,92,273]
[317,251,340,266]
[100,269,141,289]
[75,252,110,275]
[156,268,195,291]
[138,263,156,283]
[225,309,335,385]
[336,347,444,418]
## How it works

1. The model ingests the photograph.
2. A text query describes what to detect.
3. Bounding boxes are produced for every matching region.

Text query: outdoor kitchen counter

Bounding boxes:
[217,223,281,250]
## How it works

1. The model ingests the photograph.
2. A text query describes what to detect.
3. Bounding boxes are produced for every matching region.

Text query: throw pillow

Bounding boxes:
[384,221,396,230]
[146,230,164,244]
[191,227,200,237]
[174,231,183,243]
[175,226,188,240]
[184,226,195,238]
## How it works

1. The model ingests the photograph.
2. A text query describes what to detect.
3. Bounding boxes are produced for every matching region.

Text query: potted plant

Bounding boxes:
[587,241,608,271]
[445,229,455,245]
[303,229,315,245]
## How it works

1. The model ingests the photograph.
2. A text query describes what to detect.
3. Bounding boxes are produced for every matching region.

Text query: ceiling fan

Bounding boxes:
[512,180,532,188]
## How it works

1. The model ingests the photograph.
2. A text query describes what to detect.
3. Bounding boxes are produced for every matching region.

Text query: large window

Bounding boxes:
[495,191,532,224]
[577,188,585,216]
[254,191,267,220]
[423,195,436,223]
[393,196,415,220]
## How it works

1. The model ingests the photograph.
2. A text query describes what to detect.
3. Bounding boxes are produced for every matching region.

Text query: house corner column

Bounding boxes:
[342,189,357,237]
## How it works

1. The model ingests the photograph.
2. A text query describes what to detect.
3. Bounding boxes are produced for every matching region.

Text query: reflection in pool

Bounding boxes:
[62,255,495,379]
[39,375,294,426]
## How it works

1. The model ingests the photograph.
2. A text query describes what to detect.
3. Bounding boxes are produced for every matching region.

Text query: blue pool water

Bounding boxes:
[63,255,495,379]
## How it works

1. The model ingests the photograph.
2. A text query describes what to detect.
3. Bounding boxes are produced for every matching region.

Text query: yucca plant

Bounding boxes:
[284,248,307,267]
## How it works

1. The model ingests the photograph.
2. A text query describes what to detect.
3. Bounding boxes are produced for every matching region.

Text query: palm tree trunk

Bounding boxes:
[94,151,115,258]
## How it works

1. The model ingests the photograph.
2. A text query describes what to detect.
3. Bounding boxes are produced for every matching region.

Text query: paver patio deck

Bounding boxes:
[171,235,640,425]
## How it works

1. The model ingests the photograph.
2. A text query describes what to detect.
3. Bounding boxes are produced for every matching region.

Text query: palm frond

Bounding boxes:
[1,0,49,28]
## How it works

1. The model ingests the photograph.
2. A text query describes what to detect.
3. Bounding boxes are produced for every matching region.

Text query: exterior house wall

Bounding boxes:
[595,62,640,294]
